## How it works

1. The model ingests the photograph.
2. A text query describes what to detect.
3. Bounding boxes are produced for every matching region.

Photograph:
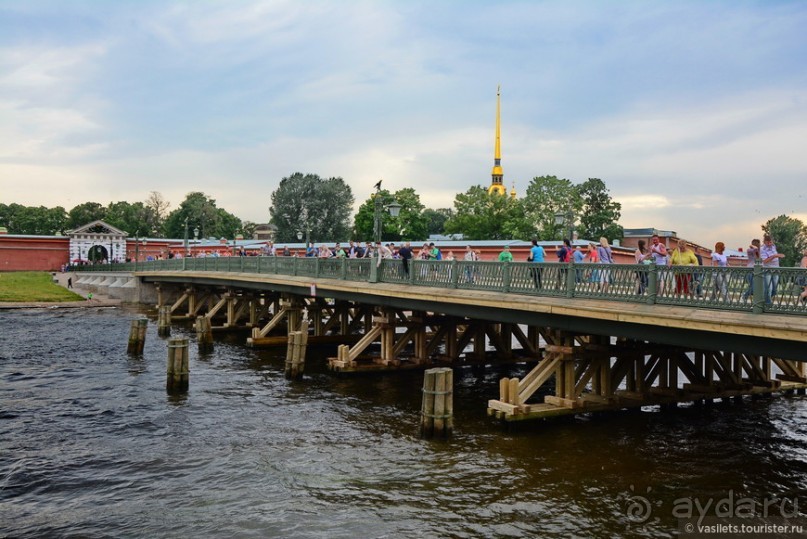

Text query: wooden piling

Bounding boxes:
[127,318,148,354]
[166,337,189,393]
[285,320,309,380]
[157,305,171,337]
[196,316,213,352]
[420,367,454,439]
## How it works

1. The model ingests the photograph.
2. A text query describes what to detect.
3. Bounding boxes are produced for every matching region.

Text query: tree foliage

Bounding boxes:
[422,208,453,236]
[104,201,160,236]
[269,172,354,243]
[163,192,242,240]
[145,191,171,235]
[0,203,67,235]
[762,214,807,267]
[444,186,531,240]
[354,187,429,242]
[575,178,623,241]
[67,202,107,230]
[521,175,579,240]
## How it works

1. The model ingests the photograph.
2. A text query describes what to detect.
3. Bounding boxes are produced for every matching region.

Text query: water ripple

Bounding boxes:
[1,309,805,538]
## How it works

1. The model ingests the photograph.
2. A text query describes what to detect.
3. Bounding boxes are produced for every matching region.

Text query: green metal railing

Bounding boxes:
[77,257,807,315]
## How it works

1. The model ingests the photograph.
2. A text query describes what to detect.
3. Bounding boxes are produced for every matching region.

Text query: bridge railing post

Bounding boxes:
[315,257,321,279]
[409,260,416,285]
[565,260,576,298]
[647,262,657,305]
[369,260,379,283]
[502,261,511,293]
[450,260,459,289]
[293,256,299,276]
[753,260,764,314]
[340,258,347,280]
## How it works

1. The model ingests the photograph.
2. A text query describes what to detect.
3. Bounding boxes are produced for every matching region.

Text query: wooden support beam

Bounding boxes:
[250,307,288,340]
[205,294,228,321]
[512,324,540,357]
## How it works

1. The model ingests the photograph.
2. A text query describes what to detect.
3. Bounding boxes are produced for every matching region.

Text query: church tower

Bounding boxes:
[487,85,507,196]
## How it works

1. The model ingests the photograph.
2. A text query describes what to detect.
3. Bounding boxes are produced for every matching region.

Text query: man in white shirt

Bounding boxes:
[760,234,785,304]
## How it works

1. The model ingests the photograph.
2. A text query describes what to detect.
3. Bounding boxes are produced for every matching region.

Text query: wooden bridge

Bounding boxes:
[76,256,807,422]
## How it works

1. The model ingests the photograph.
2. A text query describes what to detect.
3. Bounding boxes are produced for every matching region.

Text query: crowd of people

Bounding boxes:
[136,234,807,305]
[533,233,807,305]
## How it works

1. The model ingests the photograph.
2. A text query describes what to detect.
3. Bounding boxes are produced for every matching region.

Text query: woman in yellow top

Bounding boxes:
[668,240,699,295]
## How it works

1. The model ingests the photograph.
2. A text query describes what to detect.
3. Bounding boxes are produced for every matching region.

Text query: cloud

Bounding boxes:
[1,0,806,255]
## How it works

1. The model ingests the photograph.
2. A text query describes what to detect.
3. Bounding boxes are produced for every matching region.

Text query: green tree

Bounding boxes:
[67,202,107,229]
[0,203,11,231]
[269,173,354,243]
[145,191,171,236]
[240,220,258,240]
[0,204,66,235]
[762,215,807,267]
[422,208,453,236]
[163,192,241,240]
[105,201,158,236]
[444,186,530,240]
[354,187,429,241]
[521,175,580,240]
[575,178,623,241]
[215,207,242,239]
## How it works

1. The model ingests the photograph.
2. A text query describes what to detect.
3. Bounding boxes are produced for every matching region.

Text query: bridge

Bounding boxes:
[76,256,807,421]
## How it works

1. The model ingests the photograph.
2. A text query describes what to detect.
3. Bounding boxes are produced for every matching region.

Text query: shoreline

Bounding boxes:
[0,272,123,310]
[0,298,122,310]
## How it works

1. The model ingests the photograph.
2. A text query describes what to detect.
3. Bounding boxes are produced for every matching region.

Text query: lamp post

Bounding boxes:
[293,208,311,249]
[372,186,402,243]
[193,226,199,257]
[554,210,575,241]
[183,217,189,256]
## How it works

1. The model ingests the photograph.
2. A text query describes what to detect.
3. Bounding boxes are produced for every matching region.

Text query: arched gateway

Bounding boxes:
[67,220,128,264]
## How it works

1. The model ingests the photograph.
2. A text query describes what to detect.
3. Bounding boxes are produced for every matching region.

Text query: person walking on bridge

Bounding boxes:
[711,241,729,302]
[634,240,651,294]
[669,240,699,296]
[741,238,760,301]
[798,248,807,304]
[761,234,785,305]
[529,239,545,289]
[498,245,513,262]
[596,237,614,293]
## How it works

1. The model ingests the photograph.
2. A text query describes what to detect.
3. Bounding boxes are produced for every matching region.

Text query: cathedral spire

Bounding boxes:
[488,85,506,195]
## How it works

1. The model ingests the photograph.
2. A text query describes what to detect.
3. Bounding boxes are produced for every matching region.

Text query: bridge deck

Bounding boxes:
[138,270,807,360]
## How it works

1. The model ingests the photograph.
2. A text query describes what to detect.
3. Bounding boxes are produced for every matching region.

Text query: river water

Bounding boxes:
[1,306,806,538]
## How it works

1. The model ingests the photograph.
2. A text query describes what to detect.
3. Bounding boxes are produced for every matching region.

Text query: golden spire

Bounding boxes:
[488,85,506,195]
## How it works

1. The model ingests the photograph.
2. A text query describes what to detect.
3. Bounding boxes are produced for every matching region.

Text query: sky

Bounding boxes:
[1,0,806,250]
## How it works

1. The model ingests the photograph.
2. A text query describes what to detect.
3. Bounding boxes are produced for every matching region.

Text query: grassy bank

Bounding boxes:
[0,272,85,302]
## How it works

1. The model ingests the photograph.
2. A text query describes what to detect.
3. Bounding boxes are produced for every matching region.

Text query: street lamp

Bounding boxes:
[554,210,575,241]
[134,230,139,271]
[372,188,402,243]
[184,217,189,256]
[192,226,199,257]
[295,208,311,248]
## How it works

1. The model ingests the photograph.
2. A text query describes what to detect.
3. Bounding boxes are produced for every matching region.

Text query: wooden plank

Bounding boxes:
[544,395,583,409]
